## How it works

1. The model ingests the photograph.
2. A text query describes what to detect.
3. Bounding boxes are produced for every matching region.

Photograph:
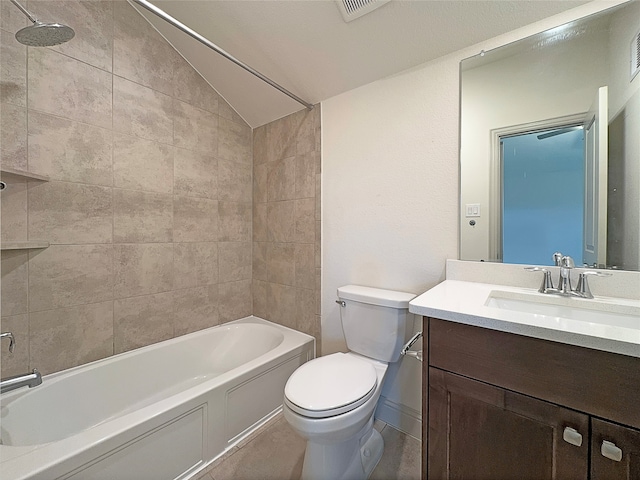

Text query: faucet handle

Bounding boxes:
[553,252,564,266]
[576,271,612,299]
[0,332,15,353]
[524,267,554,293]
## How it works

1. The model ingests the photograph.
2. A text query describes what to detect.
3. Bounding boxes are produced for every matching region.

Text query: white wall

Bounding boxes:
[320,0,626,438]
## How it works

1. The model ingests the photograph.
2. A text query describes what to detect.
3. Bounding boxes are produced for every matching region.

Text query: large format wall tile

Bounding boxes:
[28,245,113,312]
[219,242,251,282]
[266,282,296,330]
[267,243,295,286]
[174,285,219,335]
[267,201,295,243]
[31,0,114,72]
[113,76,173,144]
[219,98,245,125]
[174,100,218,154]
[0,0,305,375]
[218,117,251,164]
[218,280,251,323]
[0,314,29,377]
[1,250,28,316]
[28,48,112,129]
[218,157,251,202]
[113,133,174,194]
[1,179,27,243]
[1,29,26,106]
[219,202,251,242]
[28,181,113,244]
[173,55,219,114]
[113,189,173,243]
[113,243,173,299]
[28,111,113,186]
[268,157,296,202]
[0,0,28,33]
[295,153,316,199]
[295,243,315,290]
[173,242,218,289]
[173,196,218,243]
[0,103,27,170]
[29,301,114,375]
[114,292,174,353]
[295,198,315,243]
[174,147,217,199]
[114,0,178,96]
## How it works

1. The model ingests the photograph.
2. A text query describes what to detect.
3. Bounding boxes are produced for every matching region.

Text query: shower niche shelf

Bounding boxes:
[1,167,49,183]
[0,168,50,251]
[1,241,50,251]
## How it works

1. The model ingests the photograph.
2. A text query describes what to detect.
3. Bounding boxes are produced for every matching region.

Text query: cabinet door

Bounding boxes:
[428,368,589,480]
[591,418,640,480]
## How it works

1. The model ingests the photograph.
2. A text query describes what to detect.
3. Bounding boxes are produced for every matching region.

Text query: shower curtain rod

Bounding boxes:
[130,0,314,111]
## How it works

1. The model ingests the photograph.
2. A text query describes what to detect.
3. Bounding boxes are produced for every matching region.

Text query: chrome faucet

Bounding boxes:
[558,255,575,295]
[1,332,15,353]
[1,369,42,393]
[0,332,44,393]
[526,252,611,299]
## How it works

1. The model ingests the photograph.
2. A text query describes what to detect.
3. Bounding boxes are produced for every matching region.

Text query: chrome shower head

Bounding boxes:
[10,0,75,47]
[15,22,75,47]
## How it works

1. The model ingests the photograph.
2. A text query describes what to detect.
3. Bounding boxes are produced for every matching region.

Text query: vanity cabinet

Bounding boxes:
[422,317,640,480]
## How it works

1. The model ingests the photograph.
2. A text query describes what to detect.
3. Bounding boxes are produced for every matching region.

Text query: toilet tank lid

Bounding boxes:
[337,285,416,309]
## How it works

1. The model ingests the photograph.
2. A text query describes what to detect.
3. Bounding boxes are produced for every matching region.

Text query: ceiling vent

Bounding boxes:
[336,0,391,23]
[632,29,640,81]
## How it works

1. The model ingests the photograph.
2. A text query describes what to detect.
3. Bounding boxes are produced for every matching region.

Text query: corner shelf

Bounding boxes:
[1,167,49,183]
[1,241,50,251]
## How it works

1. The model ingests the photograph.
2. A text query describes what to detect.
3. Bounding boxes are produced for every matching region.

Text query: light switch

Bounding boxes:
[465,204,481,217]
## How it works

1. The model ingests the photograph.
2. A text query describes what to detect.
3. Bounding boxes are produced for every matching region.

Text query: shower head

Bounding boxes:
[10,0,75,47]
[15,22,75,46]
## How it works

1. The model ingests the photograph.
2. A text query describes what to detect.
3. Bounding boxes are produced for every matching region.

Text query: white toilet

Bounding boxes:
[283,285,416,480]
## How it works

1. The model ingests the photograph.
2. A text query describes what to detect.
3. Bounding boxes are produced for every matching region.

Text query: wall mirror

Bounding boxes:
[459,1,640,270]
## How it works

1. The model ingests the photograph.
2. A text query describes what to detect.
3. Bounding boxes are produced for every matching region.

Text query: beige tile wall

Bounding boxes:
[253,108,322,350]
[0,0,254,376]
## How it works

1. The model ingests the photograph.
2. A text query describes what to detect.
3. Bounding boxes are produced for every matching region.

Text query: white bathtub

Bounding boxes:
[0,317,314,480]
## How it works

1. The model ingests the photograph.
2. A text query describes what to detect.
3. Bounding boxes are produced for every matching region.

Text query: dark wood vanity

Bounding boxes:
[421,317,640,480]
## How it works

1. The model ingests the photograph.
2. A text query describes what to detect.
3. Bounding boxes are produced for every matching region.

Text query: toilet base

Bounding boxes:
[300,416,384,480]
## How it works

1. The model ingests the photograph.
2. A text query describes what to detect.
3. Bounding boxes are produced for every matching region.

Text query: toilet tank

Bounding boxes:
[337,285,416,363]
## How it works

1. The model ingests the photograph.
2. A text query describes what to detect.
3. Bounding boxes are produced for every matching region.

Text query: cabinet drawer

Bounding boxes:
[428,318,640,429]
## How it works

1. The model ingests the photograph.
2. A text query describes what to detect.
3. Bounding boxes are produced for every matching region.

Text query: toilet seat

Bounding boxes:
[284,353,378,419]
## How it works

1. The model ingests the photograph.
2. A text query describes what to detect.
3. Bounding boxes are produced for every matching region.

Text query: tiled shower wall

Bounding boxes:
[252,108,322,351]
[0,0,254,376]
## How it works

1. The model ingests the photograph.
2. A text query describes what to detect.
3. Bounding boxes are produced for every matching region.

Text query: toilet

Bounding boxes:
[283,285,416,480]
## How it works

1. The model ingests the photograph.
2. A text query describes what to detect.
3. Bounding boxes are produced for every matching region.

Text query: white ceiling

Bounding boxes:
[136,0,589,127]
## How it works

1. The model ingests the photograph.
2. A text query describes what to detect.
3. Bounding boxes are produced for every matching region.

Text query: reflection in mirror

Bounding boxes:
[459,1,640,271]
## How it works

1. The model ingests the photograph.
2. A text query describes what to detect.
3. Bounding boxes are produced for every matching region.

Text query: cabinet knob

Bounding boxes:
[562,427,583,447]
[601,440,623,462]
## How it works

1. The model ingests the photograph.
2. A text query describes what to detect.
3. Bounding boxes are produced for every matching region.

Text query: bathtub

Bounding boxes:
[0,316,314,480]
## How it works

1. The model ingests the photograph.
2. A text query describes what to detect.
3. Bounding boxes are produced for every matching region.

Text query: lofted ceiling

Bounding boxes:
[135,0,590,127]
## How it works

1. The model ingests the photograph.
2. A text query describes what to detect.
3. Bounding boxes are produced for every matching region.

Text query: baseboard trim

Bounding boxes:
[375,396,422,440]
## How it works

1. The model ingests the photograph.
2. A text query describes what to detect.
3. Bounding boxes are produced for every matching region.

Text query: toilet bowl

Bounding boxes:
[283,285,415,480]
[283,353,388,480]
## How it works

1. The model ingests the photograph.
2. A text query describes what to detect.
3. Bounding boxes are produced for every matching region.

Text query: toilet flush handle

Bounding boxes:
[401,331,423,361]
[335,300,346,307]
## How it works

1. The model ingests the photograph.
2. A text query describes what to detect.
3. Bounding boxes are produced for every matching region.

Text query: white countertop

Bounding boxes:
[409,280,640,358]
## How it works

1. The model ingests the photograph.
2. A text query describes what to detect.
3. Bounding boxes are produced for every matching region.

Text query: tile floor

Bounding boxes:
[195,413,421,480]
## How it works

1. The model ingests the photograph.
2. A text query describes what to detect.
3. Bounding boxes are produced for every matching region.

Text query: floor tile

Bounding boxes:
[202,413,421,480]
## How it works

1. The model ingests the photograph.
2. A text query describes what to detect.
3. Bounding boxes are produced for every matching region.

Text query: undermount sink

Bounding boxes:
[485,290,640,330]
